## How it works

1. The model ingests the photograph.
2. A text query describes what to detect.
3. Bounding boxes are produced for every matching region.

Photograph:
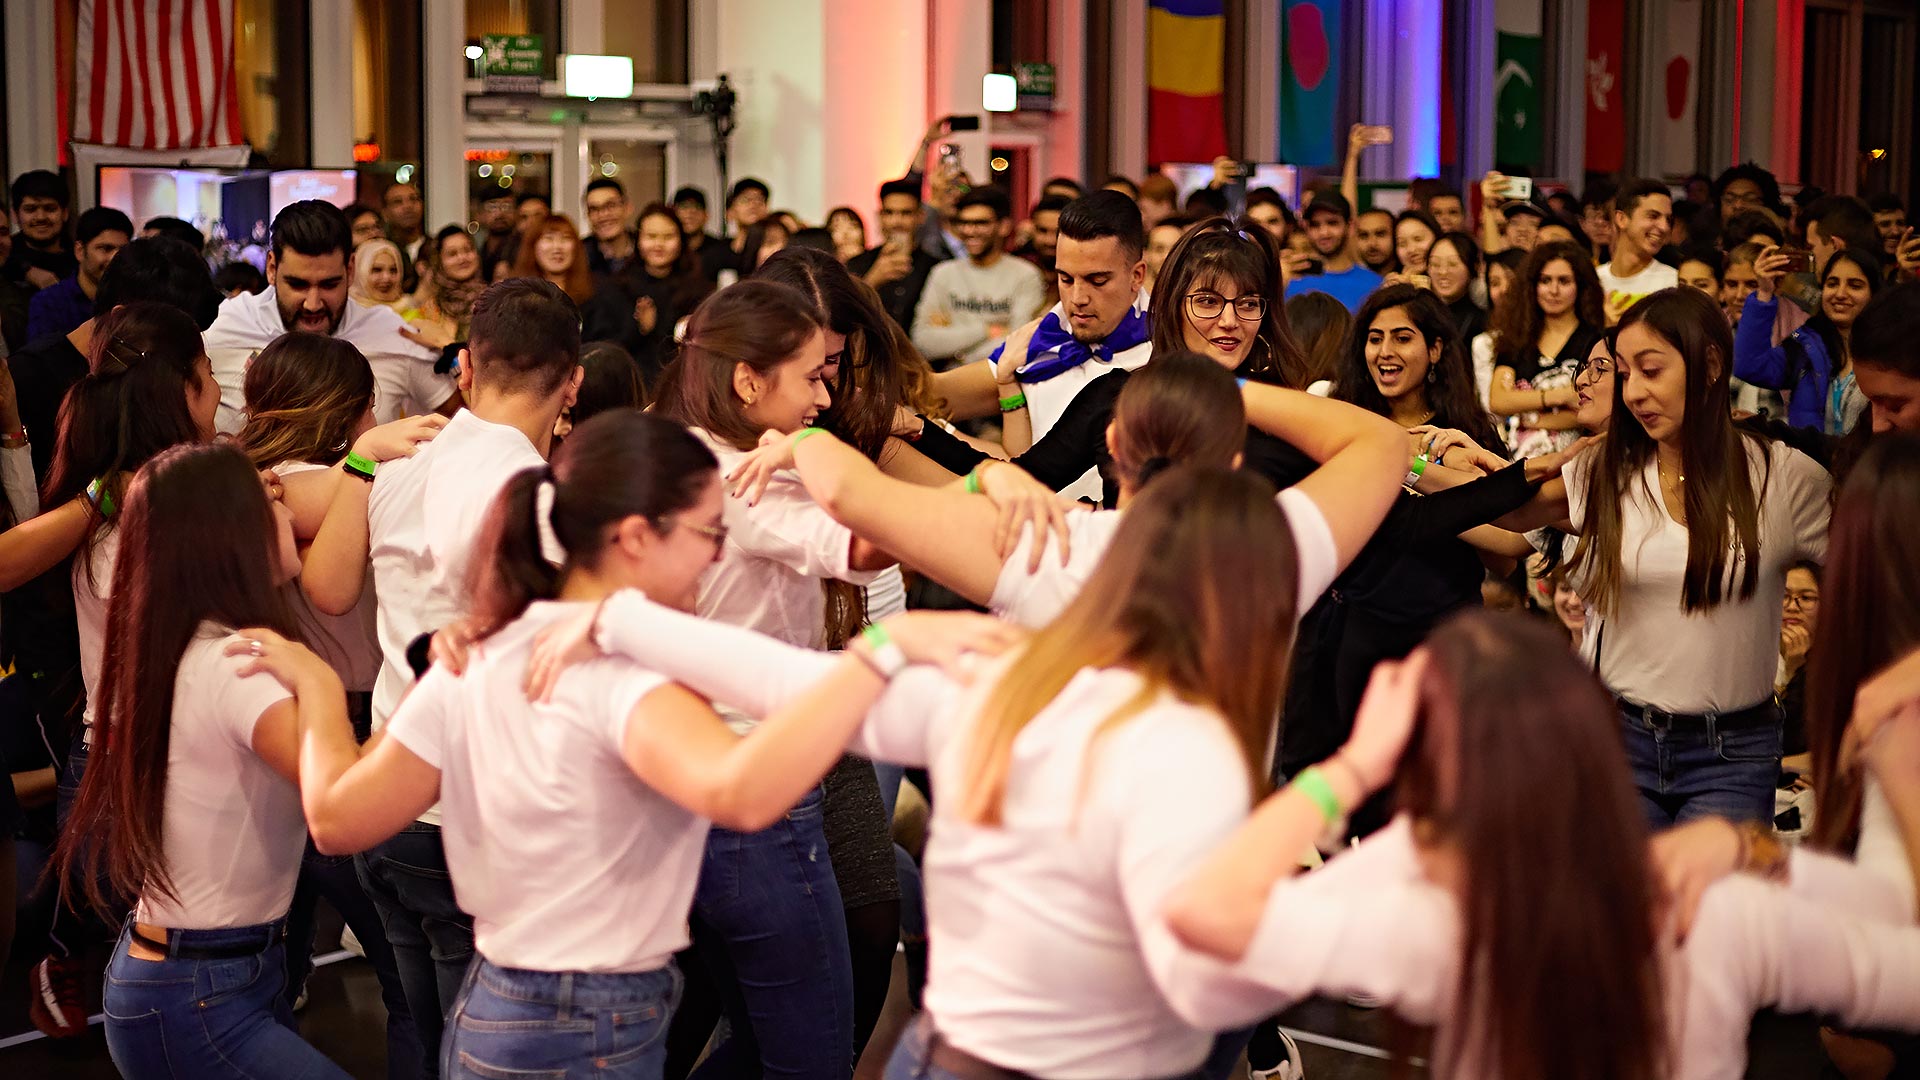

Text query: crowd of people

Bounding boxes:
[2,121,1920,1080]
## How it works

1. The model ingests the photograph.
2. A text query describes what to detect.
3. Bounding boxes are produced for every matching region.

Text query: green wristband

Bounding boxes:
[1291,766,1344,826]
[791,426,825,449]
[998,391,1027,413]
[1410,454,1428,478]
[85,477,117,518]
[343,452,378,481]
[964,465,985,495]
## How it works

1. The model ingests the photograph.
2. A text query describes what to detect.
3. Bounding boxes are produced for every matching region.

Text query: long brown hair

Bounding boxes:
[1334,284,1506,454]
[44,301,210,573]
[511,213,594,304]
[652,280,826,451]
[1108,350,1246,489]
[1148,216,1311,388]
[961,465,1296,825]
[237,333,375,468]
[1398,610,1664,1080]
[50,443,301,914]
[755,246,941,459]
[469,411,717,641]
[1490,239,1605,371]
[1805,434,1920,852]
[1570,287,1763,614]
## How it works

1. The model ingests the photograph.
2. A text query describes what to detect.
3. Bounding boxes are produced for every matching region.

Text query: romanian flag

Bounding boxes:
[1148,0,1228,165]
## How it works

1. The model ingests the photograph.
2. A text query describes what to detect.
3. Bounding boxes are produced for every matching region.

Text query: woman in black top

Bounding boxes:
[906,216,1317,503]
[1488,239,1606,458]
[1426,231,1488,343]
[619,203,712,390]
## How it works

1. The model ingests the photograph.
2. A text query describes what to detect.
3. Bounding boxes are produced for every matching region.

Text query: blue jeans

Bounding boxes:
[444,958,679,1080]
[103,920,350,1080]
[357,823,476,1079]
[683,787,854,1080]
[48,736,111,960]
[883,1017,1207,1080]
[287,841,423,1080]
[1621,704,1782,829]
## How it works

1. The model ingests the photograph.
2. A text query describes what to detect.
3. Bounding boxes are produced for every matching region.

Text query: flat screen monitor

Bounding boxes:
[96,166,359,252]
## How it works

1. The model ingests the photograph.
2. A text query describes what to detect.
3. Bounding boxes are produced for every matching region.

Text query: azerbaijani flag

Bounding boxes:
[1148,0,1228,165]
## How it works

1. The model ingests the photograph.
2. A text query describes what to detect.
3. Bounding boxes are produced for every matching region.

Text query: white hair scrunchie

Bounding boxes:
[534,479,567,568]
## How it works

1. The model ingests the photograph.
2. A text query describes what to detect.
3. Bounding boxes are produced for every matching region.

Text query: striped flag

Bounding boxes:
[1147,0,1228,165]
[73,0,246,151]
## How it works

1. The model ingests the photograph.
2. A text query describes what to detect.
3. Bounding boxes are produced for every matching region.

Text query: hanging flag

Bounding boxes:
[1494,32,1543,168]
[1148,0,1228,165]
[1278,0,1340,166]
[1584,0,1626,173]
[72,0,247,151]
[1654,0,1703,176]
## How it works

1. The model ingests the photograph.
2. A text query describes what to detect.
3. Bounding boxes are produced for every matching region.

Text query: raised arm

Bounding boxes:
[931,359,1003,422]
[300,416,447,614]
[1240,382,1408,577]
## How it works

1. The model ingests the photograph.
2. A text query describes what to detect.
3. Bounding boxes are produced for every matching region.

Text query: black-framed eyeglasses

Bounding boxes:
[953,216,998,231]
[1783,591,1820,610]
[1185,292,1267,320]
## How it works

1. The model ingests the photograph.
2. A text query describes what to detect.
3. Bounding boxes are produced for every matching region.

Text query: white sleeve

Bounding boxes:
[384,666,459,769]
[846,666,964,768]
[1676,877,1920,1080]
[1105,714,1285,1029]
[211,642,297,751]
[405,352,458,412]
[597,590,839,716]
[1276,487,1339,615]
[1772,444,1831,564]
[723,473,884,585]
[1229,821,1460,1025]
[1786,784,1917,925]
[594,590,959,743]
[1562,443,1596,532]
[601,667,672,751]
[2,444,38,523]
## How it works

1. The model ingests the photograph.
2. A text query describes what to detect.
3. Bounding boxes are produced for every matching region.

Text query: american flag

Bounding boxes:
[72,0,246,150]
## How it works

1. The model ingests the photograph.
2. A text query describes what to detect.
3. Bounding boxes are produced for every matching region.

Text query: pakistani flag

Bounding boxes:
[1495,32,1542,168]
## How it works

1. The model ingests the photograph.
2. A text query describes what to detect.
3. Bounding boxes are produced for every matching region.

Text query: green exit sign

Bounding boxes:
[482,34,543,93]
[1014,62,1055,111]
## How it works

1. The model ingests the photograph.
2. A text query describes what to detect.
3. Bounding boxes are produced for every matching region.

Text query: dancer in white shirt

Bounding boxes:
[522,448,1398,1080]
[1166,609,1920,1080]
[232,410,1008,1080]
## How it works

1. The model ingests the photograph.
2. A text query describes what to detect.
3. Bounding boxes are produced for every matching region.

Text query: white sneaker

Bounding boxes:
[1249,1030,1305,1080]
[340,925,365,958]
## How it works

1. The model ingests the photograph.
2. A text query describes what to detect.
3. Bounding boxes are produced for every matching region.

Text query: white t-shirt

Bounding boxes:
[1564,438,1830,711]
[692,428,884,650]
[368,410,544,824]
[1228,817,1920,1080]
[385,603,705,973]
[204,286,453,434]
[274,461,380,692]
[137,626,301,930]
[73,527,121,741]
[990,488,1340,630]
[1595,258,1679,312]
[995,292,1154,503]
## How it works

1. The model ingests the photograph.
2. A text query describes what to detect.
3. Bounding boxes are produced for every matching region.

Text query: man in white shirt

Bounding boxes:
[301,277,583,1080]
[912,186,1046,368]
[203,200,455,434]
[1597,179,1679,323]
[929,190,1153,502]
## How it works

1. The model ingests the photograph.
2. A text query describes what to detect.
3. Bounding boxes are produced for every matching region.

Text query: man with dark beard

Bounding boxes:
[204,201,454,433]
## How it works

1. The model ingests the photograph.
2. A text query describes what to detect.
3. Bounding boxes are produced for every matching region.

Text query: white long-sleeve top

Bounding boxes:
[1228,816,1920,1079]
[588,591,1278,1077]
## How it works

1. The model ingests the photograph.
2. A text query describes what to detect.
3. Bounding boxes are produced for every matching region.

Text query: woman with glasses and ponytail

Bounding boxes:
[233,410,1006,1080]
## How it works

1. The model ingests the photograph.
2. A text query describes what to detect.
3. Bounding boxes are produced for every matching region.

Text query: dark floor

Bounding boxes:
[0,912,1848,1079]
